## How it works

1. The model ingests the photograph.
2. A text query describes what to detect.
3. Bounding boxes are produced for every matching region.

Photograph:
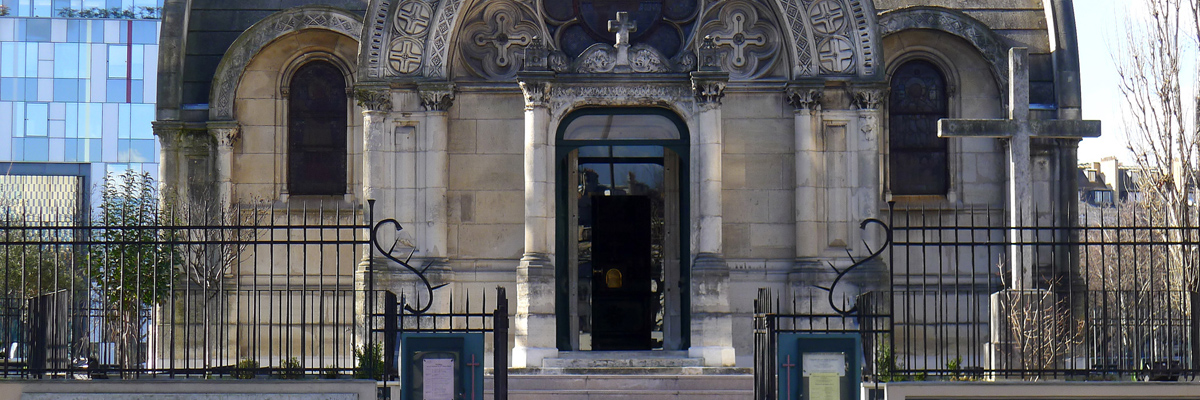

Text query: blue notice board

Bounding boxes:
[777,333,861,400]
[399,332,485,400]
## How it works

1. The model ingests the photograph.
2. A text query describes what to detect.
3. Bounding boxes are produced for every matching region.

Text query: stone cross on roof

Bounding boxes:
[608,11,637,47]
[938,47,1101,291]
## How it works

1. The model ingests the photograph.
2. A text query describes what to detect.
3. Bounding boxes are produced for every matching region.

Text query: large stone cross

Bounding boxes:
[938,47,1100,291]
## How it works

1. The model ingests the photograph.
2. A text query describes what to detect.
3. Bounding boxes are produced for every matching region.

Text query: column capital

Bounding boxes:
[152,120,186,149]
[206,120,240,148]
[417,82,456,112]
[850,87,888,110]
[785,87,823,111]
[690,71,729,109]
[517,72,555,109]
[354,85,393,112]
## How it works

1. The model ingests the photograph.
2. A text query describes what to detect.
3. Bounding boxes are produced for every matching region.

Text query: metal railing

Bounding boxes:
[755,201,1200,391]
[0,201,392,378]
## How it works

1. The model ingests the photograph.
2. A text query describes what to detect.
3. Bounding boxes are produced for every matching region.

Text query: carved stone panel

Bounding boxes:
[384,0,435,76]
[459,1,544,80]
[773,0,877,78]
[698,0,783,80]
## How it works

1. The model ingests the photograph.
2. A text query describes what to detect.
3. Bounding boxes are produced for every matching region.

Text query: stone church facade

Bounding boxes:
[153,0,1087,369]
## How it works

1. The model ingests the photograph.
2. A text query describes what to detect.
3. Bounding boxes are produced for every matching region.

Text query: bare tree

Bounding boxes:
[170,191,265,370]
[1113,0,1200,373]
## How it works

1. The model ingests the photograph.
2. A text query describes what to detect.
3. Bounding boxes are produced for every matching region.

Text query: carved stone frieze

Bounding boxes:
[548,85,694,119]
[424,0,467,79]
[418,82,456,112]
[354,88,393,112]
[574,44,673,73]
[459,1,544,80]
[773,0,876,78]
[786,88,823,110]
[699,0,782,79]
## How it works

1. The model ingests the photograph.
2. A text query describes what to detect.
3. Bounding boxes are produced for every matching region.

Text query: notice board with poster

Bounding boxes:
[776,333,861,400]
[399,333,485,400]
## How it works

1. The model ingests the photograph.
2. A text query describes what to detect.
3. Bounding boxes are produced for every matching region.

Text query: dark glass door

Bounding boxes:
[589,195,654,350]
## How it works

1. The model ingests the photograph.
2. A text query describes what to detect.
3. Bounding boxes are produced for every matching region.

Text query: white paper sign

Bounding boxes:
[422,358,455,400]
[802,352,846,377]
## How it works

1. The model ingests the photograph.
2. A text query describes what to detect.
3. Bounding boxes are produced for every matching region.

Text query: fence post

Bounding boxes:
[27,295,47,378]
[384,291,397,380]
[494,287,508,400]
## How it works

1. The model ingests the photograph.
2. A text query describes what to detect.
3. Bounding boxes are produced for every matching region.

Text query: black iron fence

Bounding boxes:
[756,201,1200,391]
[0,201,404,378]
[386,287,509,400]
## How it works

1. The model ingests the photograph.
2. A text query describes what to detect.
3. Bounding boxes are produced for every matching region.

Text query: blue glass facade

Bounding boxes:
[0,0,162,193]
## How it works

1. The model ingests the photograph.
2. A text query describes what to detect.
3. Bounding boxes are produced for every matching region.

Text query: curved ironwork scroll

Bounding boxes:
[371,219,447,314]
[815,218,892,315]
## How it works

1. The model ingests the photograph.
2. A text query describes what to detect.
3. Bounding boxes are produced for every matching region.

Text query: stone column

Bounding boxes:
[206,120,239,207]
[689,70,734,366]
[514,72,557,368]
[786,87,824,310]
[418,83,455,263]
[787,88,822,260]
[356,87,393,220]
[353,86,391,348]
[152,120,185,200]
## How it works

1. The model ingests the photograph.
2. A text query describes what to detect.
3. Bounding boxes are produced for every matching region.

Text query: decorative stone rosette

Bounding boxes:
[458,1,545,80]
[698,0,783,80]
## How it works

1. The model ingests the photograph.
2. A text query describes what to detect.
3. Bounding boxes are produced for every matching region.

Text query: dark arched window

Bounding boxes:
[288,61,347,195]
[889,60,949,195]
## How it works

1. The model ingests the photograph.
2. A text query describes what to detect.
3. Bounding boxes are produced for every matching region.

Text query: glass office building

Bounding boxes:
[0,0,162,214]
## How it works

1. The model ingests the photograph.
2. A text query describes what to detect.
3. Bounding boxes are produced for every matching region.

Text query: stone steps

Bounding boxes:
[484,374,754,400]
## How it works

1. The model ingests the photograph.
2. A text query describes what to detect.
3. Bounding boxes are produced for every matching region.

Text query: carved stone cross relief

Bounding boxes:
[473,12,532,67]
[711,11,766,68]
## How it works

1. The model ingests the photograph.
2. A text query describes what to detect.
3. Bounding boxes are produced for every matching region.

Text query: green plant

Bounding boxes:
[875,336,900,382]
[324,366,341,379]
[56,6,160,19]
[89,170,180,374]
[0,5,10,16]
[232,358,259,379]
[946,356,970,381]
[279,357,303,379]
[353,343,386,380]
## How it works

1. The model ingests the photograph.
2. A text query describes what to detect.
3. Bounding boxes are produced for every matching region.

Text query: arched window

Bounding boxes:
[288,61,347,196]
[889,60,949,195]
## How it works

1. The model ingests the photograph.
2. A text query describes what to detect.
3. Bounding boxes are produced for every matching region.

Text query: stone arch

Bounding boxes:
[771,0,880,78]
[878,6,1011,97]
[210,6,363,120]
[230,28,361,202]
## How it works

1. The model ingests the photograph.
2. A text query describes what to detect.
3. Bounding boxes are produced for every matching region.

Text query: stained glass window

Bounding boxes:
[889,60,948,195]
[288,61,347,196]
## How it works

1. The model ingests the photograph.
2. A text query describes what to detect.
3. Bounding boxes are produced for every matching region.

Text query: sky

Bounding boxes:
[1076,0,1131,163]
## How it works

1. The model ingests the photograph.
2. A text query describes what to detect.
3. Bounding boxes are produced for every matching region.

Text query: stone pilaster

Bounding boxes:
[206,120,239,207]
[418,82,455,263]
[689,70,734,366]
[851,87,885,226]
[514,72,557,368]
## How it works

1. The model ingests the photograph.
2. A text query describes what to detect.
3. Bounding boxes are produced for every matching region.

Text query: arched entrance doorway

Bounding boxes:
[555,108,690,351]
